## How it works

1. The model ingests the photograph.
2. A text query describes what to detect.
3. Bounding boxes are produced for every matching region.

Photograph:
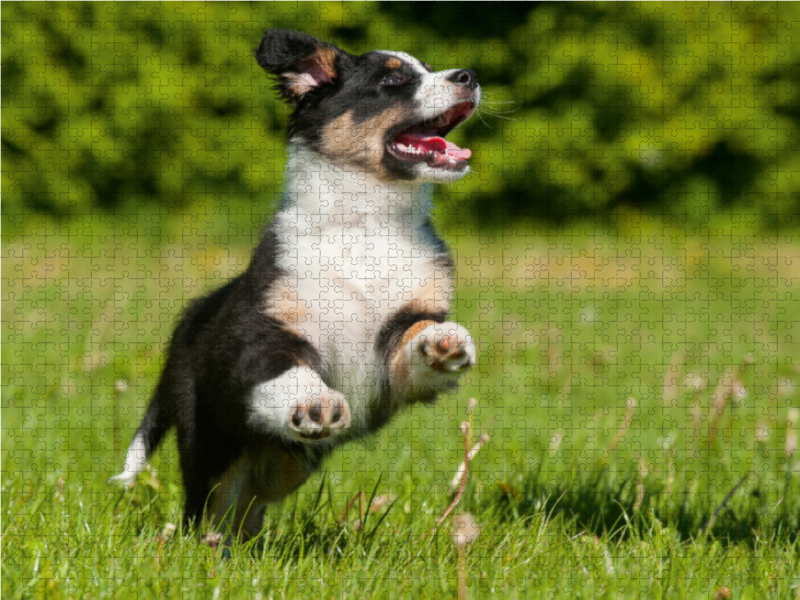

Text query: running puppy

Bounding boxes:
[111,28,479,538]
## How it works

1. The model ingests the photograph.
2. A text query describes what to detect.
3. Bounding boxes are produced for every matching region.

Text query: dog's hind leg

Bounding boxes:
[247,365,351,442]
[207,445,315,542]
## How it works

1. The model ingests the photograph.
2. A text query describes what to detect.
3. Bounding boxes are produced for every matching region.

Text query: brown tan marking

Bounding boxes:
[284,47,340,97]
[207,454,253,536]
[388,319,437,391]
[311,47,338,79]
[319,107,412,180]
[384,57,403,70]
[209,445,313,538]
[262,280,311,336]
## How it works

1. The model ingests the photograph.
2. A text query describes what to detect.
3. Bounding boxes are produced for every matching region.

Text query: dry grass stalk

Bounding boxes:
[200,532,223,550]
[451,512,480,548]
[440,398,489,527]
[338,491,366,526]
[156,522,177,566]
[370,495,390,513]
[451,513,480,600]
[449,434,490,493]
[701,472,751,534]
[714,586,732,599]
[158,522,176,543]
[467,397,478,416]
[439,421,472,527]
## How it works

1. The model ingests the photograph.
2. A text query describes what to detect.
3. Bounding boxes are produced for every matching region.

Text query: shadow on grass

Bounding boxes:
[240,474,394,560]
[486,464,800,547]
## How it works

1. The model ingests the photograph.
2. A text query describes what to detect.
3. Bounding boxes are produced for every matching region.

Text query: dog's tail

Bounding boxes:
[108,389,173,486]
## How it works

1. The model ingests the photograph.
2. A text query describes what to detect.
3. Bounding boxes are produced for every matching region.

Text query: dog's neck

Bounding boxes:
[281,144,433,227]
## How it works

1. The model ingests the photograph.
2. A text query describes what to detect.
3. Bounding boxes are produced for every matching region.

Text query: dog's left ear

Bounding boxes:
[255,29,349,102]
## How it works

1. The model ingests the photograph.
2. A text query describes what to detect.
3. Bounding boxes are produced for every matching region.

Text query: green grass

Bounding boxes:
[3,210,800,599]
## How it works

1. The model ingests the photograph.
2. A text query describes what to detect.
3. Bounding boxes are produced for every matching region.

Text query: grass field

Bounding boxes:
[3,209,800,599]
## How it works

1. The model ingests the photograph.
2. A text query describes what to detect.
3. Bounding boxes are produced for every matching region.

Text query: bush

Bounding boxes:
[3,2,800,228]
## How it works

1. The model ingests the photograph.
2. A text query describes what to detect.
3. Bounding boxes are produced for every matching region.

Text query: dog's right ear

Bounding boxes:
[255,29,348,102]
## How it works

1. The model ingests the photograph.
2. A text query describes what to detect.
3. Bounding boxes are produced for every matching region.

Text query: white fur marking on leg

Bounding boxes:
[248,366,323,431]
[108,431,147,486]
[248,366,350,441]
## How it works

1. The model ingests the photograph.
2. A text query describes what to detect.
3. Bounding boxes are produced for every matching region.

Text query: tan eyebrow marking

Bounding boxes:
[384,57,403,70]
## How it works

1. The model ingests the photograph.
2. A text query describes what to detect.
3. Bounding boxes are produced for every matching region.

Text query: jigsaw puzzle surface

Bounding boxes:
[3,3,800,599]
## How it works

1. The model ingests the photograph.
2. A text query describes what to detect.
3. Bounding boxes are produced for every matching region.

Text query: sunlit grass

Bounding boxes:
[3,213,800,598]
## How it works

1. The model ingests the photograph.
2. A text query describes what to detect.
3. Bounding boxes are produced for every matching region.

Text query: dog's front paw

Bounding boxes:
[418,326,475,373]
[289,392,351,440]
[410,323,475,389]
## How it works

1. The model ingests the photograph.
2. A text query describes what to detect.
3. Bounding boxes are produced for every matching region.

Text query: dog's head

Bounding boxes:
[255,29,479,183]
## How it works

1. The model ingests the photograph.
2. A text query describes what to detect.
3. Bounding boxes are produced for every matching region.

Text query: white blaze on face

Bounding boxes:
[377,51,478,123]
[415,68,467,120]
[375,51,479,183]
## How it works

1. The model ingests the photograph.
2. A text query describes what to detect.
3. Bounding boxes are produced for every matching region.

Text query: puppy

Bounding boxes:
[111,28,479,539]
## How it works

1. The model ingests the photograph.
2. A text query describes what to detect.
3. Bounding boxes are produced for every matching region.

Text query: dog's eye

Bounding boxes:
[380,74,408,86]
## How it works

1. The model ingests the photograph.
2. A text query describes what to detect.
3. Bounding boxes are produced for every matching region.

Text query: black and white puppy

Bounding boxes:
[111,29,479,538]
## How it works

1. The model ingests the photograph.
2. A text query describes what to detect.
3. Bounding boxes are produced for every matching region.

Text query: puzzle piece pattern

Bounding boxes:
[3,3,799,598]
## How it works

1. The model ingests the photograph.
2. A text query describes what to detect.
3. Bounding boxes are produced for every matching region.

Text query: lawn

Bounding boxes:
[3,209,800,599]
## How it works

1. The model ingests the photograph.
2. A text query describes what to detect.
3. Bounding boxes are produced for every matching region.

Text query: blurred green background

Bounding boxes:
[4,1,800,231]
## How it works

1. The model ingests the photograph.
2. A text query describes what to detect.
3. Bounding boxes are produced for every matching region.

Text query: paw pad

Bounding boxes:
[290,393,351,439]
[418,328,475,373]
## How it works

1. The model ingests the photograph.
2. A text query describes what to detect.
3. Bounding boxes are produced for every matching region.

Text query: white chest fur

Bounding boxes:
[262,148,451,429]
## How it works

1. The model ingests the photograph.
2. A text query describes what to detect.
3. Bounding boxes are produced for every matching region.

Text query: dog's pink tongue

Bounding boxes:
[395,134,471,159]
[444,139,471,160]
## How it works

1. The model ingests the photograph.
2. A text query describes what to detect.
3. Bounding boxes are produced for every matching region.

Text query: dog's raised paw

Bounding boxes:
[289,392,351,440]
[414,323,476,380]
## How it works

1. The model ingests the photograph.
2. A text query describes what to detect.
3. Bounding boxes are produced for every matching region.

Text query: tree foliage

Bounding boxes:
[3,2,800,227]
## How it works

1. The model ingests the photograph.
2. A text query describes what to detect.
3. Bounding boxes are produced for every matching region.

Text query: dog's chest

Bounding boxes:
[265,208,449,400]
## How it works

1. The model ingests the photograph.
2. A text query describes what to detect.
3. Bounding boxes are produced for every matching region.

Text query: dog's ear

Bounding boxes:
[255,29,348,102]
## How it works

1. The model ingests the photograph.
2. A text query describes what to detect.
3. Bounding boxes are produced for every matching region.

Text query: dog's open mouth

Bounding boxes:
[387,102,474,169]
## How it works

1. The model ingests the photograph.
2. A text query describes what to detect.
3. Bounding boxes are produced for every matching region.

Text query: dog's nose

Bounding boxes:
[448,69,477,90]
